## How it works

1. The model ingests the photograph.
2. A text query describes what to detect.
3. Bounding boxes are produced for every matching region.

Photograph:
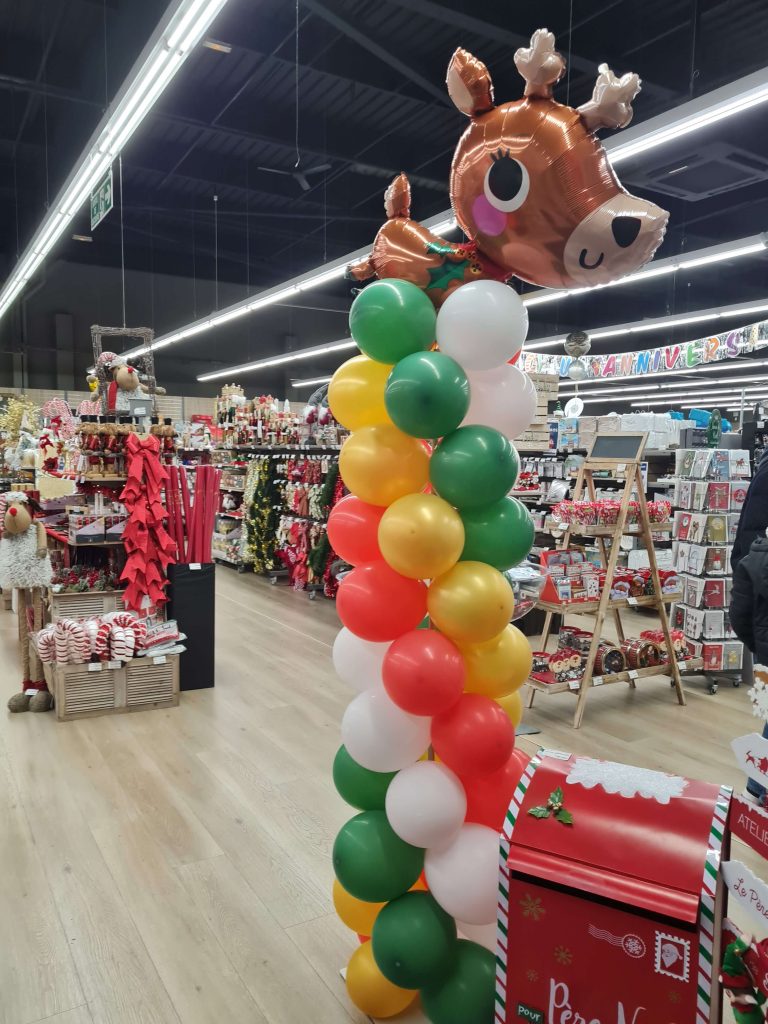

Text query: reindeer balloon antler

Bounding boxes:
[349,28,668,305]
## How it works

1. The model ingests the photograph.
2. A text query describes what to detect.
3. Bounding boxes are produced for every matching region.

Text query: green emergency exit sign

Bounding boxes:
[90,167,113,230]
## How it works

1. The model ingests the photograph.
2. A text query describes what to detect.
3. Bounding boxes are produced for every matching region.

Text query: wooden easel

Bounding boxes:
[526,433,695,728]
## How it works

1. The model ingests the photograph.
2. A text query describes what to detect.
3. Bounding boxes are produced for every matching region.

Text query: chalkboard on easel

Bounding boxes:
[587,432,647,462]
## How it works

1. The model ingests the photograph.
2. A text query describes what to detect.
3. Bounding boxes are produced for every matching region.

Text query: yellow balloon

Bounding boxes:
[346,939,417,1018]
[378,493,465,579]
[333,880,386,935]
[428,561,514,644]
[328,355,393,431]
[498,689,524,728]
[339,424,430,507]
[459,625,533,699]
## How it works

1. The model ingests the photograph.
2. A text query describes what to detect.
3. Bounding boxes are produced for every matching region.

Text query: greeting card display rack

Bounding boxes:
[525,433,701,728]
[670,447,751,694]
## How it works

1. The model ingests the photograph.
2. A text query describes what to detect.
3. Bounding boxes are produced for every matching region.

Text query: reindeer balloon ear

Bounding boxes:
[446,48,494,116]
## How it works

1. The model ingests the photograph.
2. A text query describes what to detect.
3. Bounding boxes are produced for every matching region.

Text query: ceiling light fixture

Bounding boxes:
[607,65,768,165]
[291,376,333,388]
[526,297,768,351]
[0,0,231,322]
[198,338,358,383]
[522,235,767,309]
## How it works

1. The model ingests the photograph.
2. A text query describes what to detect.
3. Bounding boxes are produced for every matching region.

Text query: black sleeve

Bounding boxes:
[730,561,756,652]
[733,463,768,568]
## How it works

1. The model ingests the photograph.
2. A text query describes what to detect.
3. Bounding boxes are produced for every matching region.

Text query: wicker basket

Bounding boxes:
[43,654,179,721]
[48,589,122,621]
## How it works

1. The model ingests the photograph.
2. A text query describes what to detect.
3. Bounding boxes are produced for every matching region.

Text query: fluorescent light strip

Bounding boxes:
[608,65,768,165]
[522,236,766,309]
[198,339,358,382]
[560,372,768,400]
[527,297,768,351]
[291,376,333,388]
[0,0,230,321]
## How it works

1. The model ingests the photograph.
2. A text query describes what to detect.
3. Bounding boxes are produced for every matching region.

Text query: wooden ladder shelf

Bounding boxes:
[525,434,697,728]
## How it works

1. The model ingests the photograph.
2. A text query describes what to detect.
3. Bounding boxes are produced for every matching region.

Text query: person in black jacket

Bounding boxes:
[730,530,768,803]
[732,454,768,569]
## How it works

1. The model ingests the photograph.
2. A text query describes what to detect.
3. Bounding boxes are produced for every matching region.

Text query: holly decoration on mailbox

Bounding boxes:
[528,786,574,825]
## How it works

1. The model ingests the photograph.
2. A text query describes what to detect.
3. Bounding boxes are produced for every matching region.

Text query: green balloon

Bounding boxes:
[460,497,534,570]
[332,746,396,810]
[349,279,436,364]
[417,615,431,630]
[430,426,519,510]
[372,891,458,988]
[333,810,424,902]
[385,351,469,439]
[420,941,496,1024]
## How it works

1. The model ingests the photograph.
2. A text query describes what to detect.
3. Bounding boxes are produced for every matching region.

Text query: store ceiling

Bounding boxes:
[2,0,768,393]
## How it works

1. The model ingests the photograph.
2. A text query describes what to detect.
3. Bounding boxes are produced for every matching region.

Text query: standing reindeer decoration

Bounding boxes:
[349,29,668,304]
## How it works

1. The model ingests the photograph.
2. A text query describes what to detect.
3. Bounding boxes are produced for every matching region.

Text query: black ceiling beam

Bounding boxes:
[299,0,451,107]
[0,73,100,109]
[13,3,71,154]
[383,0,677,102]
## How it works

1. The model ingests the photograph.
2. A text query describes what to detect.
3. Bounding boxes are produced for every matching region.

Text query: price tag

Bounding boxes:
[107,660,121,670]
[628,669,639,679]
[153,655,167,665]
[88,663,103,672]
[190,563,201,570]
[540,749,571,761]
[593,675,604,686]
[568,679,580,691]
[627,596,638,606]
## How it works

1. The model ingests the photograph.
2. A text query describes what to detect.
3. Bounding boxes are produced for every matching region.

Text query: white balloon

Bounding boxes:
[463,364,537,440]
[341,690,431,772]
[385,761,467,849]
[425,823,499,925]
[457,920,497,952]
[332,627,388,692]
[436,280,528,371]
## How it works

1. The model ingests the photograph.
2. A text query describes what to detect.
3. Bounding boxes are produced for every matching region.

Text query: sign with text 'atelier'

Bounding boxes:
[90,166,113,230]
[730,794,768,859]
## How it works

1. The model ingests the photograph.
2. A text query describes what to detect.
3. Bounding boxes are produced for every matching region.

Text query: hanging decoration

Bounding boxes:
[119,433,176,613]
[348,29,668,306]
[523,319,768,380]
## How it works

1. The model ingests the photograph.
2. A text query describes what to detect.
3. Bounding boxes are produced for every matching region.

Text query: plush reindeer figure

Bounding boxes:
[0,492,54,712]
[349,29,669,304]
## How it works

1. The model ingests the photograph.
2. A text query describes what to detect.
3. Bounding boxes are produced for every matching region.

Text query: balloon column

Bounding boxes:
[328,276,535,1023]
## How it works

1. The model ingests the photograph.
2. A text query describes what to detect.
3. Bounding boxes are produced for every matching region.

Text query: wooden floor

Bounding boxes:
[0,569,758,1024]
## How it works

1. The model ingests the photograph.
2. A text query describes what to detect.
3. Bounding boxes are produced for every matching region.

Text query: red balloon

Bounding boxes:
[357,934,370,944]
[431,693,515,777]
[383,629,465,716]
[462,749,531,829]
[327,495,384,565]
[337,562,427,643]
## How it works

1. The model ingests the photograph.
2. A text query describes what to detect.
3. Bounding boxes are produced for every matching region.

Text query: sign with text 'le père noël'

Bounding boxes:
[90,166,113,231]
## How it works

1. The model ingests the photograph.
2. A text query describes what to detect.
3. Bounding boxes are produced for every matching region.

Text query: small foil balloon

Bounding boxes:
[348,29,668,305]
[567,359,588,381]
[564,330,591,358]
[503,562,546,621]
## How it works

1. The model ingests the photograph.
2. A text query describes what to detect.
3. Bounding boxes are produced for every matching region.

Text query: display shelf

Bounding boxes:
[537,592,681,615]
[527,658,704,694]
[526,433,687,728]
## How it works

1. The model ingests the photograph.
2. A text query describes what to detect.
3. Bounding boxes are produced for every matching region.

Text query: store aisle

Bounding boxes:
[0,569,758,1024]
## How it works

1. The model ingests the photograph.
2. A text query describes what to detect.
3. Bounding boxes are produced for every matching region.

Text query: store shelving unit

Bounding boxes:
[525,433,702,728]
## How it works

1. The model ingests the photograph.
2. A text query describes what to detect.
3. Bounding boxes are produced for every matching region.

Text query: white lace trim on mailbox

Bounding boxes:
[565,757,687,804]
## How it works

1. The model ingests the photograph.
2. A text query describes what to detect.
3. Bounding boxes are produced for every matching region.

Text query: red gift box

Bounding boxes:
[498,753,731,1024]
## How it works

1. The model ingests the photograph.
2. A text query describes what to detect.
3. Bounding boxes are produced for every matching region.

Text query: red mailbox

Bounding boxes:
[497,752,731,1024]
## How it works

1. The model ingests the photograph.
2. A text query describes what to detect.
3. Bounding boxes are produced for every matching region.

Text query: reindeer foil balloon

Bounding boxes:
[349,30,669,302]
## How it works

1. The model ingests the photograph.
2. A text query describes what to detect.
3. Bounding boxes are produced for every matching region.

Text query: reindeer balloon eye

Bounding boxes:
[483,149,530,213]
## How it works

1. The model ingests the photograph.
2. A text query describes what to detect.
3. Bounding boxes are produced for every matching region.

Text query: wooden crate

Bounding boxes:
[44,654,179,721]
[48,589,122,621]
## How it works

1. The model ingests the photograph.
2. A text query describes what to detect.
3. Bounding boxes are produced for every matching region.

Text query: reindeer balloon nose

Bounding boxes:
[349,29,669,302]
